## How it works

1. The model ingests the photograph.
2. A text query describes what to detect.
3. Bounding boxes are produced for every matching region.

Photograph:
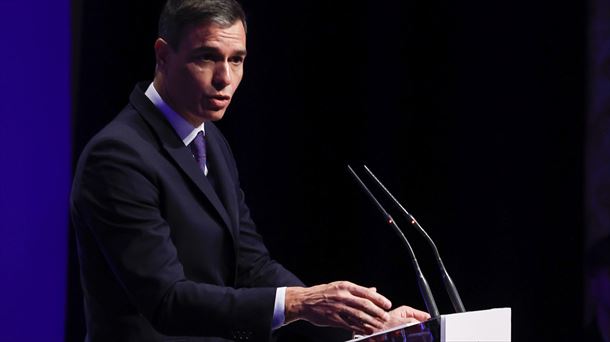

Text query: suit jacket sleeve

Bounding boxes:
[71,133,278,340]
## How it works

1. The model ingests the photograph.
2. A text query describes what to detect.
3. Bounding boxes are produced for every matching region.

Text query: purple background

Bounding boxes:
[0,0,71,340]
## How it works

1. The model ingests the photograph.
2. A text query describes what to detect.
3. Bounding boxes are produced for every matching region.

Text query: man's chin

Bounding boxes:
[202,108,227,122]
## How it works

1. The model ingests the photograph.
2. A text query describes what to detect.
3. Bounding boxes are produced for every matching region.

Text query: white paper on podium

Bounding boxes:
[441,308,511,342]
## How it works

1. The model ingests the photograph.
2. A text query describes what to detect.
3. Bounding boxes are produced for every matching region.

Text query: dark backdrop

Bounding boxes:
[68,0,585,341]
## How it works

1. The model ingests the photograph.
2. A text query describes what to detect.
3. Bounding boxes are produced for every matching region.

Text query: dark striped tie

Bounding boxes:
[189,131,206,174]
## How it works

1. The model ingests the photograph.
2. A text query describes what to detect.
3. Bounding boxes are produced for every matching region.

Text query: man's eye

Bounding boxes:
[229,56,244,65]
[195,54,215,62]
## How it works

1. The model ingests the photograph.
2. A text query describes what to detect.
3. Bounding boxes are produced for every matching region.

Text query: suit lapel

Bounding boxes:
[164,142,235,239]
[129,84,235,237]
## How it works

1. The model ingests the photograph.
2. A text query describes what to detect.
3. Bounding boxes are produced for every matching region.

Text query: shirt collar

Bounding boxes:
[144,82,205,146]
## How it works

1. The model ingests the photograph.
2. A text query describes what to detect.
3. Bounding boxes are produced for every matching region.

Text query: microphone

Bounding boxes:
[347,165,440,318]
[362,165,466,313]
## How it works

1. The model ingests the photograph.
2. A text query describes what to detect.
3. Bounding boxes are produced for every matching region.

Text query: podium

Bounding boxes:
[346,308,511,342]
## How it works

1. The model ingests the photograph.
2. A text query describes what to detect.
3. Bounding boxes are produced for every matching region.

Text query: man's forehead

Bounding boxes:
[186,21,246,47]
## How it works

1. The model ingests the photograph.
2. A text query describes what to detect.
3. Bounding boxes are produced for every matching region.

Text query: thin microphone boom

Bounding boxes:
[363,165,466,313]
[347,165,440,318]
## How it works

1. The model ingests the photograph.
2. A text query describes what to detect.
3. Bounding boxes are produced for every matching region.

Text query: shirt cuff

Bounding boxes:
[271,287,287,330]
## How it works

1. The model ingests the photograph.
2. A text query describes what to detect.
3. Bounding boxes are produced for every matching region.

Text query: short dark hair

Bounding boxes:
[158,0,247,50]
[586,235,610,275]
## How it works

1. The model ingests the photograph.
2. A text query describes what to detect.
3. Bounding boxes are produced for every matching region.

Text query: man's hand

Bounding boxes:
[378,305,431,331]
[284,281,392,335]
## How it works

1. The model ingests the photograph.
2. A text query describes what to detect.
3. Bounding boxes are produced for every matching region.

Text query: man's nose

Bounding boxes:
[212,62,232,90]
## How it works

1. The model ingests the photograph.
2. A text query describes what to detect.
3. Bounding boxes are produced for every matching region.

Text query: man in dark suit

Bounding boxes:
[70,0,429,341]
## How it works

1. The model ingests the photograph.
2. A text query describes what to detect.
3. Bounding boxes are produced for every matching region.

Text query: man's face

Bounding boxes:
[156,20,247,125]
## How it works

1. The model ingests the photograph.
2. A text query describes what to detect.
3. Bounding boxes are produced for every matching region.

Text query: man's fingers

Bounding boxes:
[396,305,431,322]
[408,307,431,321]
[292,281,431,336]
[339,281,392,310]
[403,317,421,324]
[338,315,376,335]
[338,308,383,334]
[336,291,390,323]
[348,305,387,330]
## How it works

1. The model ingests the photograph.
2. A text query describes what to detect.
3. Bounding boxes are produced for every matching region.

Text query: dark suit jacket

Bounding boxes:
[70,83,304,342]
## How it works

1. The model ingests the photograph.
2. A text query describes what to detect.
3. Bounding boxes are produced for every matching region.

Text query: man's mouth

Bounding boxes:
[207,95,231,109]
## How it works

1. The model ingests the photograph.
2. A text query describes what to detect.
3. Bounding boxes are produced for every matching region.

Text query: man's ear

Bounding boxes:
[154,38,171,71]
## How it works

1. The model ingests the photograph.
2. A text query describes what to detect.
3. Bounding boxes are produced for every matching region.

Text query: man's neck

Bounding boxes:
[152,78,204,127]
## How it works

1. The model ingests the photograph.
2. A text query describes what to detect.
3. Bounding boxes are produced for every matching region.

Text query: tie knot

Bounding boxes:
[190,131,206,157]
